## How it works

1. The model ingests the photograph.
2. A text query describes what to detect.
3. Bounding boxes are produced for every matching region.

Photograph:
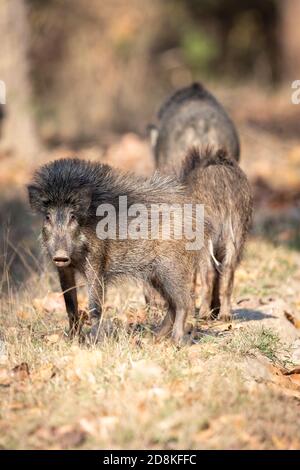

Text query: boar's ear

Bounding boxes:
[72,187,92,216]
[27,184,47,213]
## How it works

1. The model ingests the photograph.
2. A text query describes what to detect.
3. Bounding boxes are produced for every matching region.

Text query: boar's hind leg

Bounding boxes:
[218,246,238,322]
[58,267,79,338]
[210,273,220,318]
[154,269,193,344]
[172,294,193,345]
[199,257,216,320]
[155,309,175,339]
[151,277,174,338]
[193,270,201,309]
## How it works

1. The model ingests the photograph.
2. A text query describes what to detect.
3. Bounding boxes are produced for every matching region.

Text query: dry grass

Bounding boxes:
[1,238,300,450]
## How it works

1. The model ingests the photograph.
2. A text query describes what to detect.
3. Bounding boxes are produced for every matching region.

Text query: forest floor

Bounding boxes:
[0,84,300,449]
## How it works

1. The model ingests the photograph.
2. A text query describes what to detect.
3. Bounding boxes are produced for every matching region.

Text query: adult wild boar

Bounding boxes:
[149,82,240,169]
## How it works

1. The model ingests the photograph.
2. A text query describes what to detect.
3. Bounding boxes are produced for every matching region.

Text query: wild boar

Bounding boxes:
[149,82,240,169]
[27,158,210,344]
[179,147,252,321]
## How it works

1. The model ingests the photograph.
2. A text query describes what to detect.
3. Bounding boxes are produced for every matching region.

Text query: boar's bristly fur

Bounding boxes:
[28,158,184,216]
[179,146,253,321]
[149,82,240,169]
[28,158,207,344]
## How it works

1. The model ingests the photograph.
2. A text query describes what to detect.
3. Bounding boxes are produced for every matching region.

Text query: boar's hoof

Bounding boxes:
[218,310,232,322]
[171,329,185,347]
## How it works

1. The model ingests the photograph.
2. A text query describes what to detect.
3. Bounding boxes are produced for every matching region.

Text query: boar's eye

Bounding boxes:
[45,213,51,222]
[69,213,77,222]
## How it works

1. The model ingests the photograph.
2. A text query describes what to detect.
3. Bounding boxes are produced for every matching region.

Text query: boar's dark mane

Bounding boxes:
[28,158,185,218]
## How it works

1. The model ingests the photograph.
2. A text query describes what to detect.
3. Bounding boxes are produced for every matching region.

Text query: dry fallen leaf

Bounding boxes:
[283,366,300,376]
[33,293,65,314]
[282,367,300,386]
[45,334,60,344]
[12,362,30,381]
[236,298,251,305]
[31,363,57,383]
[284,311,300,329]
[16,310,33,320]
[209,322,233,333]
[34,424,87,449]
[262,363,300,398]
[0,362,30,387]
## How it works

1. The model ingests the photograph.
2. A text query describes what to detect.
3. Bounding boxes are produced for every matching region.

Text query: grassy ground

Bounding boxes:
[1,237,300,450]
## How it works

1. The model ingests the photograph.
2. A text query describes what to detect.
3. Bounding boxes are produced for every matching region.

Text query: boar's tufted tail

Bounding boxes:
[179,146,236,182]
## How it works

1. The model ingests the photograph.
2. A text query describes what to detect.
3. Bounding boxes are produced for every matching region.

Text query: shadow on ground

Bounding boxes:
[233,308,276,321]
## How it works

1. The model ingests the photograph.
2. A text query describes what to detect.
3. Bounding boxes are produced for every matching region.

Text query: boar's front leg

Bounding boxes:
[85,264,104,343]
[153,267,193,344]
[58,267,80,339]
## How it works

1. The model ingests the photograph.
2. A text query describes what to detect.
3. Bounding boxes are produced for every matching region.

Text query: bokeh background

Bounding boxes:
[0,0,300,283]
[1,0,300,146]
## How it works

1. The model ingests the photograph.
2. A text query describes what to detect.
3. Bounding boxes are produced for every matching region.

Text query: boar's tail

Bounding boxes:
[179,146,235,181]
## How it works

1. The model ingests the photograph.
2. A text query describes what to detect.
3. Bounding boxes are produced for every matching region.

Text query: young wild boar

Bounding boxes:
[28,158,211,344]
[149,82,240,170]
[179,147,252,321]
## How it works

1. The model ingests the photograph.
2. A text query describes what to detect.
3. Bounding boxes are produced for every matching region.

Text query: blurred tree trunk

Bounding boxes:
[280,0,300,81]
[0,0,40,159]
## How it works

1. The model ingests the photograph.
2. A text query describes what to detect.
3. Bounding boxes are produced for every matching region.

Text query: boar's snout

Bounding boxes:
[52,249,71,268]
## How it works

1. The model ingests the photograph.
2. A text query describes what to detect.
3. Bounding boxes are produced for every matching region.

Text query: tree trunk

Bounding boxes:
[0,0,40,159]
